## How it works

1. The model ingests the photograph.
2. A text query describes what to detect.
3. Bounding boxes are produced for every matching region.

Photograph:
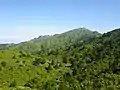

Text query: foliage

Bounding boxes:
[0,28,120,90]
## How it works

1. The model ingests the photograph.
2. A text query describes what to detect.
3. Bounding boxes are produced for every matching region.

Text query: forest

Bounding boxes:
[0,28,120,90]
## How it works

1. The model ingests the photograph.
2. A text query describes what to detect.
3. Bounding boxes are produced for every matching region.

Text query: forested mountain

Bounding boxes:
[0,28,120,90]
[9,28,101,52]
[30,35,51,42]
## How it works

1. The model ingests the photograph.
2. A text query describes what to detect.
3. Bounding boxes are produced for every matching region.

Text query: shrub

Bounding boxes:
[1,61,7,67]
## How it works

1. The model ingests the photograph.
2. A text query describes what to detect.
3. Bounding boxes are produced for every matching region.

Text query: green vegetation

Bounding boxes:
[0,28,120,90]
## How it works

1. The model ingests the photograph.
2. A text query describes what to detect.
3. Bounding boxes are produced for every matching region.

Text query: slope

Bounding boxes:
[1,28,120,90]
[0,28,101,90]
[10,28,101,53]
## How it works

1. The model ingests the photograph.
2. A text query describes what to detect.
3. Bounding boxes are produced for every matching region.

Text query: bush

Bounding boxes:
[1,61,7,67]
[9,81,16,87]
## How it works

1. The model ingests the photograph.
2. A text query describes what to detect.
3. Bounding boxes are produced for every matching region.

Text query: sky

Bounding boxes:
[0,0,120,43]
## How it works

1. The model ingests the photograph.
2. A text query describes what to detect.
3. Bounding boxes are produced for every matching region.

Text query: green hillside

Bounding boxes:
[0,28,120,90]
[9,28,101,52]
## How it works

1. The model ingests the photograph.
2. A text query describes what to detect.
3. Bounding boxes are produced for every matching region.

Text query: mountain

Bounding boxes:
[67,28,120,89]
[0,28,120,89]
[0,44,9,49]
[0,43,15,49]
[30,35,51,42]
[10,28,101,52]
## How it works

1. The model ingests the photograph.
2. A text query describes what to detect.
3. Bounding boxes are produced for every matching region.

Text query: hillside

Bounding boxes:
[0,44,10,49]
[9,28,101,52]
[0,28,120,90]
[30,35,51,42]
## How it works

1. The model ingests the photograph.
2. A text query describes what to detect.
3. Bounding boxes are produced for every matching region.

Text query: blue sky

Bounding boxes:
[0,0,120,43]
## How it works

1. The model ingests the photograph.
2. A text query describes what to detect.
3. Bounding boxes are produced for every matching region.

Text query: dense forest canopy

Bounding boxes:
[0,28,120,90]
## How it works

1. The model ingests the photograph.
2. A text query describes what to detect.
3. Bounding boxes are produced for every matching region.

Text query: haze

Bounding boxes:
[0,0,120,43]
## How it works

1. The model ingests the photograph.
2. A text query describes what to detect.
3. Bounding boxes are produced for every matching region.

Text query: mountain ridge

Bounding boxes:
[10,28,101,52]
